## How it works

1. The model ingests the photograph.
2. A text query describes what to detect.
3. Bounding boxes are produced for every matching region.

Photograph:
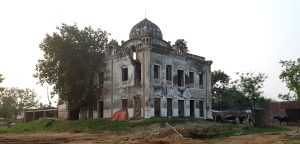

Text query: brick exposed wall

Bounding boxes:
[267,102,300,123]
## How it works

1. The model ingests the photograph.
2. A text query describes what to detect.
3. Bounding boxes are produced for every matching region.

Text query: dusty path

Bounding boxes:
[0,124,299,144]
[208,131,300,144]
[0,132,133,144]
[0,131,299,144]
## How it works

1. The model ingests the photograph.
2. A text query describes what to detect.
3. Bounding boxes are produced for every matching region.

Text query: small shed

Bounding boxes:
[24,108,58,122]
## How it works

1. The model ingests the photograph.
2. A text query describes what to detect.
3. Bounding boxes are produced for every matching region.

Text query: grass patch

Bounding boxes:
[214,126,290,139]
[0,117,206,134]
[189,125,290,139]
[288,136,300,141]
[0,118,55,133]
[289,136,300,142]
[0,128,9,134]
[0,117,290,138]
[50,117,206,132]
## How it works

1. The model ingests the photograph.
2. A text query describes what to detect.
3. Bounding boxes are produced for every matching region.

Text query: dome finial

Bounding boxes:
[145,8,147,19]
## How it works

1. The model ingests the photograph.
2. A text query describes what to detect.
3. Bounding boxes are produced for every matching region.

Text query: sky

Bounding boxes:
[0,0,299,105]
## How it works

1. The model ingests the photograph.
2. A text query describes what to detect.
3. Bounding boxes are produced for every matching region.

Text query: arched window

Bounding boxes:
[131,46,137,60]
[133,52,137,60]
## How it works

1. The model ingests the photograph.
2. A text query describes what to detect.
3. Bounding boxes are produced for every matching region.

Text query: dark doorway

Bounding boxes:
[190,100,195,117]
[286,109,300,122]
[98,101,103,118]
[88,106,93,118]
[178,100,184,117]
[122,99,128,111]
[199,100,204,117]
[134,97,141,118]
[167,98,173,117]
[154,98,161,117]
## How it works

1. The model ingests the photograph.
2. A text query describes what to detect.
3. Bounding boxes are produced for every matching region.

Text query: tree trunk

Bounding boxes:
[68,108,80,120]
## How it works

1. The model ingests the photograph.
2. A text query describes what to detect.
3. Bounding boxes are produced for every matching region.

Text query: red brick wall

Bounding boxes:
[267,102,300,123]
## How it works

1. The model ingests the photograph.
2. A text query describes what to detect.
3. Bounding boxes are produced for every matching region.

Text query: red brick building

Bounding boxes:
[267,102,300,123]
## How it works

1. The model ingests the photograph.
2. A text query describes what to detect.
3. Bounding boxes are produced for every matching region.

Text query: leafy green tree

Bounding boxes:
[278,93,297,101]
[0,88,38,121]
[225,88,251,110]
[256,97,273,108]
[34,24,108,120]
[211,70,230,97]
[0,74,4,92]
[211,70,231,110]
[0,74,3,83]
[0,96,17,121]
[212,71,269,110]
[213,88,251,111]
[279,58,300,101]
[234,72,267,109]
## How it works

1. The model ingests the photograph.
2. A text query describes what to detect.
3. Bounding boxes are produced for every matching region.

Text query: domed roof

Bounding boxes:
[129,18,163,40]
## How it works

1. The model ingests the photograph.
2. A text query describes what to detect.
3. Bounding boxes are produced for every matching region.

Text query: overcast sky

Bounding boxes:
[0,0,299,105]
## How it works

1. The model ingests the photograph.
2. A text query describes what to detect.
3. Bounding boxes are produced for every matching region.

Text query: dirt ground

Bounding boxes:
[0,129,300,144]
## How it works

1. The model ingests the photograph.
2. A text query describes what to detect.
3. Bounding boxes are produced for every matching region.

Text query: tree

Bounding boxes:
[0,74,4,92]
[0,74,3,84]
[34,24,108,120]
[256,97,273,108]
[211,70,230,110]
[213,88,251,111]
[278,93,297,101]
[234,72,267,109]
[211,70,230,97]
[0,88,38,121]
[0,96,17,121]
[279,58,300,101]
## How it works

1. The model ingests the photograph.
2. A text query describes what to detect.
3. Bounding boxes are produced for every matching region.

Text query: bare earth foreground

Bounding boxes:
[0,130,300,144]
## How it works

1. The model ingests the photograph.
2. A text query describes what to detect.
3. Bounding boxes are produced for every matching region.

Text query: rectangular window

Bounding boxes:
[166,65,172,81]
[154,65,160,79]
[199,72,204,88]
[99,72,104,86]
[189,72,194,84]
[134,62,141,85]
[122,68,128,81]
[178,70,184,86]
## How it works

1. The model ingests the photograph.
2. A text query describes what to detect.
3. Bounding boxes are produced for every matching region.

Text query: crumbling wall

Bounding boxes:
[149,52,212,119]
[99,48,149,119]
[267,102,300,123]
